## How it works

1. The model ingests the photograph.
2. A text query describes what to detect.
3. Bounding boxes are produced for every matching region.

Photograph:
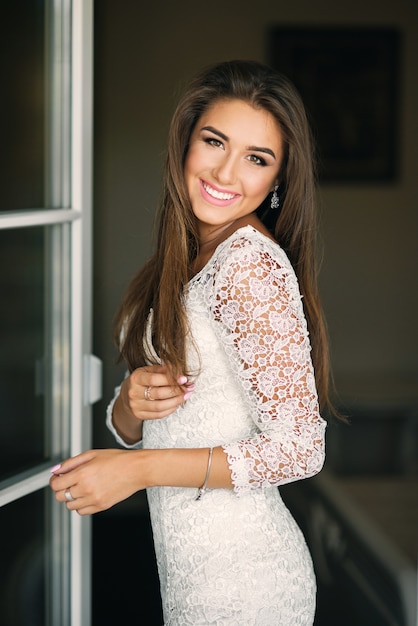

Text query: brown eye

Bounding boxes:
[247,154,267,166]
[204,137,223,148]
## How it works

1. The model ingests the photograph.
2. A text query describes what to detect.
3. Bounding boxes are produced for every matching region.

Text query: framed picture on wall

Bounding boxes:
[268,27,401,183]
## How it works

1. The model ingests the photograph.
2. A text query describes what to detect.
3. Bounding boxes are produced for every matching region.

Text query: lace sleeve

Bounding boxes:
[105,380,143,450]
[209,238,326,496]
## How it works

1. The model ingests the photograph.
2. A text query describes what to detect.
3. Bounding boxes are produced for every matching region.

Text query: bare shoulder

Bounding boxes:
[237,213,276,243]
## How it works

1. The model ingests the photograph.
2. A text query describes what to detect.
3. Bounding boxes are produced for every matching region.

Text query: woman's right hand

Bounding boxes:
[112,365,194,443]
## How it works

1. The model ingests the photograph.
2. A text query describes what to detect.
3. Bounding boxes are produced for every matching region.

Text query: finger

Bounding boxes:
[66,496,88,513]
[63,492,123,515]
[130,365,170,385]
[140,391,194,417]
[142,382,193,403]
[126,384,194,419]
[53,486,77,504]
[56,487,99,513]
[132,366,189,391]
[50,455,94,494]
[50,450,94,477]
[71,503,103,516]
[124,377,182,411]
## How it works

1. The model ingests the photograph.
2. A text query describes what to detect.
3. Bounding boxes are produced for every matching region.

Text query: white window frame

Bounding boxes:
[0,2,97,624]
[70,2,96,623]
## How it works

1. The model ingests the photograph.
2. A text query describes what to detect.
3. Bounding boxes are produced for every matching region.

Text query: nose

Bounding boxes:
[213,153,238,186]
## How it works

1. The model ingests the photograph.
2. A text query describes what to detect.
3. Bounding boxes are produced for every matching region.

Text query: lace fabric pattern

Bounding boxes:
[111,226,326,624]
[206,227,326,495]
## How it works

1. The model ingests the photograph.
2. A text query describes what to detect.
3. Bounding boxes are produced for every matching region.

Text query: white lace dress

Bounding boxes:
[107,225,326,625]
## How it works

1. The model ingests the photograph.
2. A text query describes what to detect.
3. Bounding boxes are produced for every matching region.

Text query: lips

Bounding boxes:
[200,180,239,205]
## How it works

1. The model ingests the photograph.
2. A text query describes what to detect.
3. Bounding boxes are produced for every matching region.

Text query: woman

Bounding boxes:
[51,60,333,624]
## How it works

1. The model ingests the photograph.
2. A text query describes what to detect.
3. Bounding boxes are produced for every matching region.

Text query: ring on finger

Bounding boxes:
[144,385,154,401]
[65,488,75,502]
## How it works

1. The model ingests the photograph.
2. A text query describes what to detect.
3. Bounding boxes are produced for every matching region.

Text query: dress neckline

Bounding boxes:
[188,225,277,287]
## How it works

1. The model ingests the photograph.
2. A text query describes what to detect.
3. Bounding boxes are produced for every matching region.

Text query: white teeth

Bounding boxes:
[203,182,235,200]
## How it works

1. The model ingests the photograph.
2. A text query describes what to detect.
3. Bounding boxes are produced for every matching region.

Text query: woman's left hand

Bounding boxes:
[50,449,145,515]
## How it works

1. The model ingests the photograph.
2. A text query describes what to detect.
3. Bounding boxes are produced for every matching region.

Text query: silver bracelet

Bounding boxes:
[195,447,213,501]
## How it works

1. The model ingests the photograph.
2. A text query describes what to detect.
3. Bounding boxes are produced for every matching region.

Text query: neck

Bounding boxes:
[198,222,236,249]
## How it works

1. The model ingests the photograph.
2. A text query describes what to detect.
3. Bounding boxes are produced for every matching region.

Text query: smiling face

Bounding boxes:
[184,99,284,242]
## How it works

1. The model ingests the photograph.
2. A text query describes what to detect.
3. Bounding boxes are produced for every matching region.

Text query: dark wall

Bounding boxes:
[93,1,418,450]
[91,3,418,624]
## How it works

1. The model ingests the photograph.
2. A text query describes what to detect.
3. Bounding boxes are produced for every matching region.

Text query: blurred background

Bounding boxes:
[92,1,417,624]
[0,0,417,624]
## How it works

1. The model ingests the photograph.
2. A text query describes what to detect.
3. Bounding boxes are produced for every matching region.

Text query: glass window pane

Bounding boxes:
[0,224,70,481]
[0,227,45,478]
[0,490,46,625]
[0,0,45,212]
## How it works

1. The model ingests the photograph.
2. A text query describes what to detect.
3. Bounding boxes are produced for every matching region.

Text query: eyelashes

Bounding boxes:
[204,137,223,148]
[203,137,268,166]
[247,154,267,167]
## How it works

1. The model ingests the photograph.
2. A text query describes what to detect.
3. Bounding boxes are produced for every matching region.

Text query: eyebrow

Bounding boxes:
[200,125,277,160]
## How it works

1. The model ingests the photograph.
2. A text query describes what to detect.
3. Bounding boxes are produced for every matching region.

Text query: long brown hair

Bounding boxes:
[115,60,334,412]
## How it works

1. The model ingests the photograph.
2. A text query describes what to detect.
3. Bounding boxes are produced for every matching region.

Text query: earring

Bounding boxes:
[271,185,280,210]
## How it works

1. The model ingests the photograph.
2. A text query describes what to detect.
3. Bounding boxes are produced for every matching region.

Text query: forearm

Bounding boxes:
[142,446,233,491]
[112,392,143,444]
[50,445,234,515]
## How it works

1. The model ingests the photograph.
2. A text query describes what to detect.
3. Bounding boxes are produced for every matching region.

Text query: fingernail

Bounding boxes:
[50,464,62,473]
[186,383,195,391]
[177,376,188,385]
[183,391,193,401]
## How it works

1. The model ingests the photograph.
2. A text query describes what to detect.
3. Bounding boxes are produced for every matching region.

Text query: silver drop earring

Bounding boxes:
[271,185,280,210]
